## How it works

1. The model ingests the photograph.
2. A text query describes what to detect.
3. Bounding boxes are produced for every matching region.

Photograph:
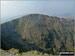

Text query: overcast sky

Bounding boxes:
[1,0,75,23]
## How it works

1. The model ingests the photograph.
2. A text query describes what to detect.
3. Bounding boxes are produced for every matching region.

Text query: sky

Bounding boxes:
[1,0,75,23]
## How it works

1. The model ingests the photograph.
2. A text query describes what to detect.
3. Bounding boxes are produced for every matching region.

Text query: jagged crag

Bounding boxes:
[1,14,74,54]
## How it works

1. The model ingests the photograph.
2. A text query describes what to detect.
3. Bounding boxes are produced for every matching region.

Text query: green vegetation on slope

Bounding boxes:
[1,14,74,55]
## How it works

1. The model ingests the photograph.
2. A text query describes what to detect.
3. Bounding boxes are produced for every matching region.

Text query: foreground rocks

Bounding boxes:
[1,48,53,56]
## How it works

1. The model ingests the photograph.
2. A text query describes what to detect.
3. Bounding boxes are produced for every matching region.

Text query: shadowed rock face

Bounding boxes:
[1,14,74,54]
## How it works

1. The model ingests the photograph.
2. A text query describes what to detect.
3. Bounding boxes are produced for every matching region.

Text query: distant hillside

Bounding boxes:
[1,14,74,54]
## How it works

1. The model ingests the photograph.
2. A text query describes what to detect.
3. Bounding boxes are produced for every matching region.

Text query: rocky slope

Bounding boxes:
[1,14,74,54]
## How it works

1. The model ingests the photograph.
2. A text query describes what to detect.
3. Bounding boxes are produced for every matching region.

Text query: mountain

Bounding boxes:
[1,14,74,54]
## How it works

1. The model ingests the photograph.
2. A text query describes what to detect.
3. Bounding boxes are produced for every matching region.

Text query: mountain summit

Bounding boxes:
[1,14,74,54]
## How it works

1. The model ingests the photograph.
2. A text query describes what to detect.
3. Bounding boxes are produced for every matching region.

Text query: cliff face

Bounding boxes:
[1,14,74,54]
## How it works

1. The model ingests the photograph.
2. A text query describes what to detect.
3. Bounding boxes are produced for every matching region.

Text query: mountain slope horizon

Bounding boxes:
[1,14,74,54]
[1,14,74,24]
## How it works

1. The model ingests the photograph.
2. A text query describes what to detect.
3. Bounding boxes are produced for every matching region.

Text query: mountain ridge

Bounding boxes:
[1,14,74,54]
